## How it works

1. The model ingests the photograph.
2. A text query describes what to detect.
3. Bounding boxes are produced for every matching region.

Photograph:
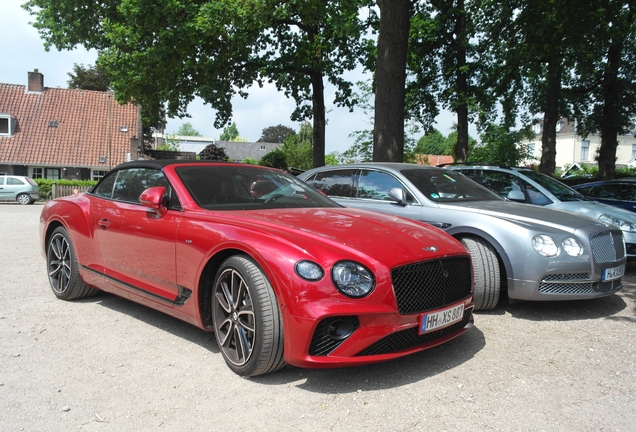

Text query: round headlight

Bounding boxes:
[532,234,559,257]
[295,261,324,281]
[331,261,375,298]
[562,237,583,257]
[599,214,636,233]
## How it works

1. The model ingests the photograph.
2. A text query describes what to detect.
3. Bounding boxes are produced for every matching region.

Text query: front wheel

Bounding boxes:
[212,255,285,376]
[460,237,501,311]
[47,227,97,300]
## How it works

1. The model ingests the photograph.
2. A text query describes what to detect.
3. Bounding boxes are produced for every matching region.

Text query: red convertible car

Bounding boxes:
[40,160,474,376]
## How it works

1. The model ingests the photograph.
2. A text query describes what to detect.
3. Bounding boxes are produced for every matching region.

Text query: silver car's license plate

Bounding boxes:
[602,264,625,281]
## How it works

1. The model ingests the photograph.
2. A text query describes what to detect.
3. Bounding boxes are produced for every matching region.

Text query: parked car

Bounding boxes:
[39,160,474,376]
[298,163,626,311]
[445,165,636,258]
[571,178,636,213]
[0,175,39,204]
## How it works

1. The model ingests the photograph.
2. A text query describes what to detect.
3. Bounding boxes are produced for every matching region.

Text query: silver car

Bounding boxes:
[0,175,39,204]
[446,165,636,259]
[298,163,626,310]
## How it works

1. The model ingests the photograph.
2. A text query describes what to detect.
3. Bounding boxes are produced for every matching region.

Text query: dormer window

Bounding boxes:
[119,125,128,132]
[0,114,14,136]
[49,120,59,127]
[260,145,266,150]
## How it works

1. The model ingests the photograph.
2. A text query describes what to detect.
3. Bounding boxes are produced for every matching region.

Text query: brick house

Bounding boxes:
[0,70,142,181]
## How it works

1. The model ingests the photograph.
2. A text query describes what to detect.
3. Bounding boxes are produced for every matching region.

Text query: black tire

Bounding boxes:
[17,193,32,205]
[212,255,285,376]
[46,227,97,300]
[460,237,501,311]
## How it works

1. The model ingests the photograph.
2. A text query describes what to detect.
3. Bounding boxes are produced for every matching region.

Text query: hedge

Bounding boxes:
[35,179,98,201]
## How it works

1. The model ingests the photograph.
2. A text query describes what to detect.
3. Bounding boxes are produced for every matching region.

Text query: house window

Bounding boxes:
[632,144,636,159]
[528,143,535,159]
[32,168,43,179]
[0,115,13,136]
[581,140,590,161]
[92,170,108,181]
[46,168,60,180]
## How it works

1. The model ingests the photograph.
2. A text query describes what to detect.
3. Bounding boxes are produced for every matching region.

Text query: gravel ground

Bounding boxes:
[1,203,635,431]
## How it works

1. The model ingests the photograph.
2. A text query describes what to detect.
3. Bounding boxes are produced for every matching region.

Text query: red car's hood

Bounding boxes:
[220,207,467,268]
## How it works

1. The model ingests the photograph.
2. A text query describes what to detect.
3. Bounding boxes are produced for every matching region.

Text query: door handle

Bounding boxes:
[98,219,111,228]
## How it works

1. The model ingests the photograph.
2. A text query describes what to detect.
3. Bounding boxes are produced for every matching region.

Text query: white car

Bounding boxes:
[0,175,39,204]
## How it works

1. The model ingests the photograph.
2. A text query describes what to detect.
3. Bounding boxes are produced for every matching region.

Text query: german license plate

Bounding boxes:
[419,303,465,335]
[602,264,625,281]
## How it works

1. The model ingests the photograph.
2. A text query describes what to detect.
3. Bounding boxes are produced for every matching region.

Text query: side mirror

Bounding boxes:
[388,187,407,206]
[140,186,168,217]
[506,190,526,202]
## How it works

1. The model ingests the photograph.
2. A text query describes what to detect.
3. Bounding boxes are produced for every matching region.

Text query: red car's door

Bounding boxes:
[89,167,182,303]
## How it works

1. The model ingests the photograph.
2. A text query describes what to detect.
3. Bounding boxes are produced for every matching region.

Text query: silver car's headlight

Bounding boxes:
[532,234,559,257]
[332,261,375,298]
[599,214,636,233]
[562,237,583,257]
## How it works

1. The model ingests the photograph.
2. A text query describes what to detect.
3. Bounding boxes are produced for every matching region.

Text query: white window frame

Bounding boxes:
[92,170,108,181]
[31,167,43,179]
[0,114,13,136]
[581,140,590,161]
[46,168,61,180]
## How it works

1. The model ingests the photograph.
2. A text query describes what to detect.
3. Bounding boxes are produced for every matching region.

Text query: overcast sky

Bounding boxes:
[1,0,465,153]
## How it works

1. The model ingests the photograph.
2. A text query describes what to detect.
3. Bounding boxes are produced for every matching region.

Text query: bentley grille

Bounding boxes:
[391,256,473,315]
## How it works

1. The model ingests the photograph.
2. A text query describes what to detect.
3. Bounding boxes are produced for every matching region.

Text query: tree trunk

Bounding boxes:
[598,42,621,180]
[539,51,561,176]
[311,71,326,168]
[373,0,411,162]
[454,0,468,163]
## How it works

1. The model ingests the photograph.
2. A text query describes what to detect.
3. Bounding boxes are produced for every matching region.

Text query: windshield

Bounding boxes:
[402,169,504,202]
[175,165,339,210]
[521,170,585,202]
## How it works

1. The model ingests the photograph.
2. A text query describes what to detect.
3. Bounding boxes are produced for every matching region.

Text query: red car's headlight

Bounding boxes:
[331,261,375,298]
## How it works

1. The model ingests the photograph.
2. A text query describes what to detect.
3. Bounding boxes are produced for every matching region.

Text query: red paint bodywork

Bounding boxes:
[40,162,474,369]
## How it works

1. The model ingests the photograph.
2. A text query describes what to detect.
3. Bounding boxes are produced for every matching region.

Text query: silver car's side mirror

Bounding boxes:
[388,187,407,206]
[507,190,525,202]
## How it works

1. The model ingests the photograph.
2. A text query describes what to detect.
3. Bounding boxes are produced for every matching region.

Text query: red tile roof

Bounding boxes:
[416,154,454,166]
[0,83,141,169]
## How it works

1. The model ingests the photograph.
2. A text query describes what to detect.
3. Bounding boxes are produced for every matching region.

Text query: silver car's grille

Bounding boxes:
[539,276,622,294]
[542,273,590,281]
[591,231,625,263]
[391,257,472,315]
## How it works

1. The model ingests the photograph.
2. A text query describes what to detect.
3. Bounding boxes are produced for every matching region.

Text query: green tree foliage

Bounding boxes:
[24,0,374,170]
[175,122,202,137]
[67,63,110,91]
[242,158,259,165]
[220,122,240,141]
[570,1,636,180]
[415,129,451,155]
[281,123,313,170]
[258,124,296,143]
[467,124,533,166]
[198,144,230,161]
[260,149,288,170]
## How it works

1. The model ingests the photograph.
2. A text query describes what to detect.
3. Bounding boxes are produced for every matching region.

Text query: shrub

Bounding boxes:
[35,179,97,201]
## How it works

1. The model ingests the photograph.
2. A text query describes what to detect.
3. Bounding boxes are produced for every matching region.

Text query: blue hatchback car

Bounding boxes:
[572,179,636,213]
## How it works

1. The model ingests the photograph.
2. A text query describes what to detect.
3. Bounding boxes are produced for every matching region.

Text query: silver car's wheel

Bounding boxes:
[47,227,97,300]
[212,255,285,376]
[17,193,32,205]
[461,237,501,311]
